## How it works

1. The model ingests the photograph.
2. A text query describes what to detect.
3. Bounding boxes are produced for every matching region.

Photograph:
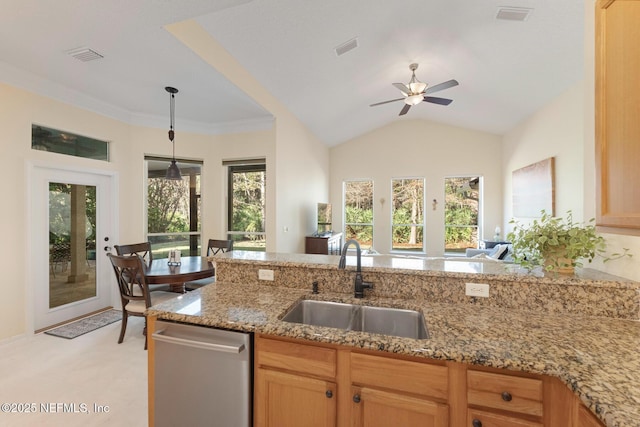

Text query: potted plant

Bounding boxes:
[507,210,630,273]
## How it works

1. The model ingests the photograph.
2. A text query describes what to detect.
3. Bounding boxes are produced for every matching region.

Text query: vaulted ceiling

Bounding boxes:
[0,0,584,146]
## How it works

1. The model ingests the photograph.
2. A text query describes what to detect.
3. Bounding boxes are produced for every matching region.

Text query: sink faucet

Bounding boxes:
[338,239,373,298]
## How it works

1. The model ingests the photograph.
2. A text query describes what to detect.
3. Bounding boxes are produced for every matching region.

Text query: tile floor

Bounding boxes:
[0,316,147,426]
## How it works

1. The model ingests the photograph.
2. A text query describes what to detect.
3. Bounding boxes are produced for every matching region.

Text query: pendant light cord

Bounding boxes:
[169,91,175,158]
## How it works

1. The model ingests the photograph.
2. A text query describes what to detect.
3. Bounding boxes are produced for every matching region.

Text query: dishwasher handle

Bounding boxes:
[152,329,245,354]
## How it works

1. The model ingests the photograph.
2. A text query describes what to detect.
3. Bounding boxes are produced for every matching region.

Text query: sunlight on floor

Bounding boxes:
[0,317,147,426]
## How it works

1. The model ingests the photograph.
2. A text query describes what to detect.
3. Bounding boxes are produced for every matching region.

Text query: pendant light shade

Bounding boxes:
[165,86,182,180]
[166,159,182,180]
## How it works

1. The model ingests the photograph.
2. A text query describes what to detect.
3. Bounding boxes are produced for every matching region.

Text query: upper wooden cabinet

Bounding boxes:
[595,0,640,229]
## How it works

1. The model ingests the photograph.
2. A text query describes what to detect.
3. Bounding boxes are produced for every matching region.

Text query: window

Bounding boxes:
[444,176,480,254]
[32,124,109,161]
[227,163,266,251]
[145,157,202,258]
[343,180,374,249]
[391,178,424,252]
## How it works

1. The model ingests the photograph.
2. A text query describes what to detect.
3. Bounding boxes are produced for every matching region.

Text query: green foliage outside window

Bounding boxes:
[147,178,190,233]
[444,177,479,250]
[392,179,424,250]
[231,171,265,237]
[344,180,374,246]
[345,205,373,243]
[392,207,424,245]
[49,183,96,245]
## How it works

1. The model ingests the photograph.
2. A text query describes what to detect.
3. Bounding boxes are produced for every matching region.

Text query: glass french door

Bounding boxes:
[32,166,115,331]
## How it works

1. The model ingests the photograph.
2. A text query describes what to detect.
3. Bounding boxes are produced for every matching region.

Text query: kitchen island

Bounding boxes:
[147,252,640,427]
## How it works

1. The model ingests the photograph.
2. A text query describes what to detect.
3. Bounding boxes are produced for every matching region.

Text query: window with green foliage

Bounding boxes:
[145,158,202,258]
[32,124,109,161]
[344,180,374,249]
[444,176,480,254]
[392,178,424,252]
[227,164,266,251]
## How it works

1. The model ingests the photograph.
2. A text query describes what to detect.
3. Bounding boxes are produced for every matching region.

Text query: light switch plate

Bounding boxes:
[466,283,490,298]
[258,269,274,281]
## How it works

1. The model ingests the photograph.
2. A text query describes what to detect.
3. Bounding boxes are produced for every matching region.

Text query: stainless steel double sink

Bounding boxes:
[281,299,429,339]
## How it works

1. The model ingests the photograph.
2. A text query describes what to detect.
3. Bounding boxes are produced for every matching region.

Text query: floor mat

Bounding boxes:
[44,309,121,339]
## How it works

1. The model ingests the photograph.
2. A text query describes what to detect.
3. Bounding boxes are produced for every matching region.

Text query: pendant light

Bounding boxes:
[165,86,182,180]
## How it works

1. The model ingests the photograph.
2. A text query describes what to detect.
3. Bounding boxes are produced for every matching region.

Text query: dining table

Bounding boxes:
[144,256,214,293]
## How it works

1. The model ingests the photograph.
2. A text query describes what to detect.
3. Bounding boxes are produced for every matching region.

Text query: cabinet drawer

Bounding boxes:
[467,408,542,427]
[467,370,543,417]
[350,352,448,400]
[256,336,336,379]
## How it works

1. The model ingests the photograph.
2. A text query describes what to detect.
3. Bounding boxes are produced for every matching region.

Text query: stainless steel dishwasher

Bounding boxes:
[152,320,252,427]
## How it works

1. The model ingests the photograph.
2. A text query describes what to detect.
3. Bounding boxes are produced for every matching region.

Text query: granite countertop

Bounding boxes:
[147,281,640,427]
[213,250,638,285]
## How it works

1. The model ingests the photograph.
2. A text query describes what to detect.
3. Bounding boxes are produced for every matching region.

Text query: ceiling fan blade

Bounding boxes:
[392,82,409,95]
[423,96,453,106]
[399,104,411,116]
[370,98,404,107]
[424,79,459,95]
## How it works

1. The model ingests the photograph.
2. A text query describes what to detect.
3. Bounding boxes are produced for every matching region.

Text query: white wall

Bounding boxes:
[502,82,585,223]
[499,0,640,281]
[330,119,502,256]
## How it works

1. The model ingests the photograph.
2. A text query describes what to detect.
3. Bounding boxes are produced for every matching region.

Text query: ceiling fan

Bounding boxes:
[370,63,459,116]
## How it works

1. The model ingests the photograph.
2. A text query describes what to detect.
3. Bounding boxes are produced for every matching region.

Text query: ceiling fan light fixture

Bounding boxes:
[370,63,458,114]
[407,63,427,94]
[405,94,424,106]
[408,80,427,94]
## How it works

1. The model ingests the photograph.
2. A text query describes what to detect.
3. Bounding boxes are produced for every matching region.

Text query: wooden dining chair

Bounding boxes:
[114,242,153,265]
[207,239,234,256]
[107,253,176,349]
[185,239,233,291]
[114,242,170,292]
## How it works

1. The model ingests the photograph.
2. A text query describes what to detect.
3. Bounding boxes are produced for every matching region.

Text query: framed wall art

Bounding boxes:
[512,157,555,218]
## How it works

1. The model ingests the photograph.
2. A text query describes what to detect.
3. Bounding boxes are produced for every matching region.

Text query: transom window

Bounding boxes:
[32,124,109,161]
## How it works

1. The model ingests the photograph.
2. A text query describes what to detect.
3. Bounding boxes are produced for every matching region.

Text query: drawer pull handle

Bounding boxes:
[325,390,333,398]
[353,394,361,403]
[501,391,513,402]
[472,419,482,427]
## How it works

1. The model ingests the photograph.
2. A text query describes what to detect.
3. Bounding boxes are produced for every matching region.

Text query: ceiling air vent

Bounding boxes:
[334,37,359,57]
[66,47,104,62]
[496,7,533,22]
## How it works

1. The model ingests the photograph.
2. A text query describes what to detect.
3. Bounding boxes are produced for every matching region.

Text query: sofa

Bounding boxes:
[465,243,513,262]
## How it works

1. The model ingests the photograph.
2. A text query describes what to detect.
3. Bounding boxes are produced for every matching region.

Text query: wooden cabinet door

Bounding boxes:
[577,405,606,427]
[254,368,336,427]
[351,386,448,427]
[596,0,640,229]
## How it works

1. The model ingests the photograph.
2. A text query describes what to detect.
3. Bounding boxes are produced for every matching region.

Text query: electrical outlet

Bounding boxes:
[466,283,490,298]
[258,269,274,281]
